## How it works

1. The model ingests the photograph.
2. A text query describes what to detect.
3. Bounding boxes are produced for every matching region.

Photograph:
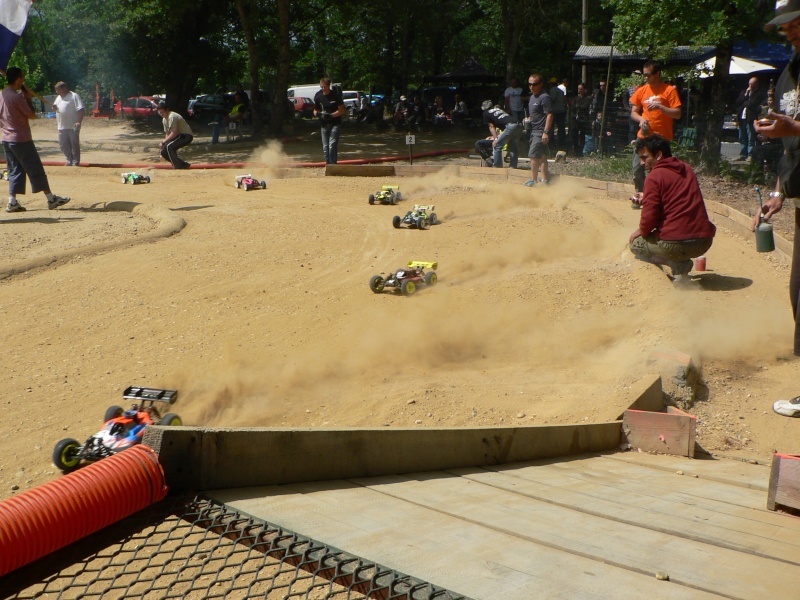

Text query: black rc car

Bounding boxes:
[52,386,182,473]
[369,260,438,296]
[393,204,439,229]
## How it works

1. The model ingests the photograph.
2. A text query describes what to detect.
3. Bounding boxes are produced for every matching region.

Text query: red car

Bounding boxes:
[117,96,159,118]
[290,96,315,119]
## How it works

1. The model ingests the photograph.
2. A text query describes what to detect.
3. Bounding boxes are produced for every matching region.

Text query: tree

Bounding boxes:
[602,0,772,174]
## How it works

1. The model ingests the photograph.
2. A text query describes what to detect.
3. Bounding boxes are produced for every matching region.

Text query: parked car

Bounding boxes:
[290,96,315,119]
[191,93,235,120]
[117,96,159,119]
[342,90,366,117]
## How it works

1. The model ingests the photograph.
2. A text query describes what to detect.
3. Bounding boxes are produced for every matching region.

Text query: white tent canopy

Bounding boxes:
[695,56,777,78]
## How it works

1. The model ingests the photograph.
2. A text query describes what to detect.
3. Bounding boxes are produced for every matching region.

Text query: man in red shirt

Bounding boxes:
[628,135,716,284]
[630,60,682,207]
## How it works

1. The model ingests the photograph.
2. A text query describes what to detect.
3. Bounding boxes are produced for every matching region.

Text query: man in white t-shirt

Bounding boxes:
[504,77,525,123]
[52,81,84,166]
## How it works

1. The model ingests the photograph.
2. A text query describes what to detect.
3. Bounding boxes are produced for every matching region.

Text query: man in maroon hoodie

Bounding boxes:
[628,134,716,283]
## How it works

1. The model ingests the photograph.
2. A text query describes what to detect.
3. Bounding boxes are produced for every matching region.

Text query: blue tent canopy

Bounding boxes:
[732,40,792,69]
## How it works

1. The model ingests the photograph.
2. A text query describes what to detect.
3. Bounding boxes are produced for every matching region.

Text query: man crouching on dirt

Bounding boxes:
[628,134,716,285]
[157,101,193,169]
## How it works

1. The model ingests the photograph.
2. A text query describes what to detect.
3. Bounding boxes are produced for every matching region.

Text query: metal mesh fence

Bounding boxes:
[3,494,468,600]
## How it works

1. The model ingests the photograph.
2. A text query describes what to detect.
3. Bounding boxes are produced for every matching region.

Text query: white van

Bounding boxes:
[287,83,343,102]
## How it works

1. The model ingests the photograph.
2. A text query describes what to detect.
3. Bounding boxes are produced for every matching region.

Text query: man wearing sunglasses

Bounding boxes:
[754,0,800,367]
[524,75,553,186]
[630,61,682,207]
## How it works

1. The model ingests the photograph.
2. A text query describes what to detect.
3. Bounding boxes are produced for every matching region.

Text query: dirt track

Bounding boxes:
[1,118,798,499]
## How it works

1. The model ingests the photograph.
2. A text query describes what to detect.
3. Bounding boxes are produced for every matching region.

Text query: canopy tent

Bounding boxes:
[695,55,778,78]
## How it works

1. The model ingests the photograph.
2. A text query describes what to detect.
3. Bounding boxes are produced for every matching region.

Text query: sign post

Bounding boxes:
[406,134,415,165]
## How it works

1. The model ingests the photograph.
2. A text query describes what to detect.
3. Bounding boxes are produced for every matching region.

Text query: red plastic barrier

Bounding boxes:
[0,445,168,577]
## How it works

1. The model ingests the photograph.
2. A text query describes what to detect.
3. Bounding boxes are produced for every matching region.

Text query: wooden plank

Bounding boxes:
[211,482,721,600]
[451,465,800,564]
[349,472,800,598]
[666,406,697,457]
[603,452,770,491]
[325,164,395,177]
[769,453,800,512]
[623,409,696,457]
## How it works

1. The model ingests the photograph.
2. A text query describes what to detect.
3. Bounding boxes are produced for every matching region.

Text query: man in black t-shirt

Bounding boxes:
[482,100,522,169]
[313,77,346,164]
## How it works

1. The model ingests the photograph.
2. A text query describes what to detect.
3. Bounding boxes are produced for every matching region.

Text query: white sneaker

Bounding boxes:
[48,195,70,210]
[773,396,800,417]
[6,202,25,213]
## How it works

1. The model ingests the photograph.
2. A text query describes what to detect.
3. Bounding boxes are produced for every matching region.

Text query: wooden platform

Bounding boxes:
[210,452,800,599]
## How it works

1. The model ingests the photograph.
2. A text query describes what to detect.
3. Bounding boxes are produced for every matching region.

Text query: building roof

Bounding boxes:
[574,45,715,65]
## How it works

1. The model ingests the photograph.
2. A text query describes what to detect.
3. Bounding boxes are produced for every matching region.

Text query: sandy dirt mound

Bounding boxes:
[1,119,798,499]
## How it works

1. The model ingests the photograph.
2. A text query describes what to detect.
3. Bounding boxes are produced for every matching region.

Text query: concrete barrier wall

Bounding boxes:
[144,421,623,491]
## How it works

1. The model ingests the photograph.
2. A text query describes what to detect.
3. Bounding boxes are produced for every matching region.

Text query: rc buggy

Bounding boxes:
[369,184,402,205]
[393,204,439,229]
[369,260,438,296]
[121,172,150,184]
[52,386,182,473]
[235,174,267,191]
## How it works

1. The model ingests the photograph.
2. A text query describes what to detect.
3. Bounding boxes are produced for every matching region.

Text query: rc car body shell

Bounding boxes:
[235,174,267,191]
[369,184,402,205]
[393,204,439,229]
[52,386,181,473]
[369,260,438,297]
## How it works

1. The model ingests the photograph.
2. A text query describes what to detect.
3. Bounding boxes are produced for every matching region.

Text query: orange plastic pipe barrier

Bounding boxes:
[0,445,168,577]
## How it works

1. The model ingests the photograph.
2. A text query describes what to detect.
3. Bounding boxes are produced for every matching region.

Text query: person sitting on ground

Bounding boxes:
[628,134,715,284]
[432,95,449,125]
[452,94,469,124]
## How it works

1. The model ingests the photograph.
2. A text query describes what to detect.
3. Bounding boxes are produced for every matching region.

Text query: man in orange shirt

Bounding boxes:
[630,60,682,207]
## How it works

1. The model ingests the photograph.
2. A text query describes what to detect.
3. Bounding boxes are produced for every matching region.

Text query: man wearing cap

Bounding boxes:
[156,101,193,169]
[482,100,522,169]
[754,0,800,363]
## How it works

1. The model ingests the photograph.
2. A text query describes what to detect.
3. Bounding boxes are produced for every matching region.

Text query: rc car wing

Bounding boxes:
[413,204,434,212]
[408,260,437,270]
[123,386,178,404]
[381,185,400,192]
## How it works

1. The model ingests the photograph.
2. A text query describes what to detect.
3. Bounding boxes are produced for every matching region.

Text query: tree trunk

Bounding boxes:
[270,0,291,135]
[699,41,733,175]
[235,0,263,132]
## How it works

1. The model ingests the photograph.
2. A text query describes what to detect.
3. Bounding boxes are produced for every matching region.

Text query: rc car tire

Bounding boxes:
[401,280,417,296]
[425,272,438,286]
[416,218,428,230]
[235,180,241,189]
[104,405,124,422]
[396,192,402,201]
[121,176,127,184]
[53,438,82,472]
[390,195,397,205]
[260,181,267,189]
[429,212,438,225]
[159,413,183,426]
[369,275,385,293]
[145,176,151,184]
[369,194,375,205]
[244,183,252,191]
[392,215,402,229]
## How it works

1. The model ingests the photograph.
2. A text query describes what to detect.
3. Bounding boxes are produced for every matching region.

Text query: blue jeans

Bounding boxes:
[738,119,756,158]
[320,123,340,164]
[3,141,50,196]
[492,122,523,168]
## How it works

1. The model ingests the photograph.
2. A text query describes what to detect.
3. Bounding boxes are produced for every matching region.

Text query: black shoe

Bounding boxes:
[175,163,191,170]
